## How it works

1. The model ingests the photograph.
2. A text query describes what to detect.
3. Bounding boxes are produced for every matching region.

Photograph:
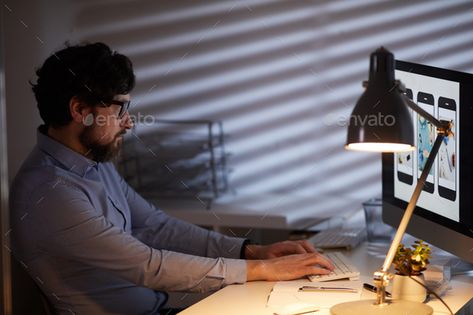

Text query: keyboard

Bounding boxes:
[308,227,366,250]
[308,251,360,282]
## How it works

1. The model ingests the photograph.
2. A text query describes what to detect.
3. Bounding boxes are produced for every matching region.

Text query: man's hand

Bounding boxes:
[246,253,335,281]
[244,240,317,259]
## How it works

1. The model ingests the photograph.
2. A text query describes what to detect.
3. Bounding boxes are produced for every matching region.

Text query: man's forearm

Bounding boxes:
[246,260,265,281]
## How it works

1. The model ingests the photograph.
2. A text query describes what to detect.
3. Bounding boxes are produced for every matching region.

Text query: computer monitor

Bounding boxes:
[382,60,473,264]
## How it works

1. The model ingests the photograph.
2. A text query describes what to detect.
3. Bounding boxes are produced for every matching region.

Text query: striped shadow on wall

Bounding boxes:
[73,0,473,214]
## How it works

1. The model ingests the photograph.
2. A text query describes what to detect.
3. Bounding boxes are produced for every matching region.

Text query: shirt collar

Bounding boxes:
[37,125,98,177]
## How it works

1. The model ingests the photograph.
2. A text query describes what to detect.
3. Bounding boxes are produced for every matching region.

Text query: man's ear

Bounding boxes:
[69,96,91,125]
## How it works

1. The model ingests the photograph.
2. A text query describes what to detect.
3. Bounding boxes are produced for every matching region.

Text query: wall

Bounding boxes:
[4,0,77,182]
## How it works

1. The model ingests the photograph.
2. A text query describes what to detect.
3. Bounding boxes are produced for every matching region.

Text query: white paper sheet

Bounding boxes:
[267,280,362,309]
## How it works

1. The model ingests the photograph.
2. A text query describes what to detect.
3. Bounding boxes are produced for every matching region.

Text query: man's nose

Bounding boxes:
[120,111,133,129]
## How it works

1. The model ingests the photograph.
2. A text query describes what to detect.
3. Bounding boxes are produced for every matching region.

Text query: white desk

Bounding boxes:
[178,242,473,315]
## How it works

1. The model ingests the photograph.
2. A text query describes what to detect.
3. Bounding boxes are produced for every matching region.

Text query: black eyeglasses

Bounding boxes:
[101,100,131,119]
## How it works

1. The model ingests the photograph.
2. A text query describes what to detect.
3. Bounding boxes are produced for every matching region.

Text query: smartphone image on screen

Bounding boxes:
[437,97,457,201]
[417,92,435,193]
[397,88,414,185]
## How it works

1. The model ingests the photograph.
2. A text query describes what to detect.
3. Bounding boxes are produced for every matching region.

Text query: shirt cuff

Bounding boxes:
[223,258,247,285]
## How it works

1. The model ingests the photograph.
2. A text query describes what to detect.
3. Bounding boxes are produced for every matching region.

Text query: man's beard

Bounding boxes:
[79,126,125,162]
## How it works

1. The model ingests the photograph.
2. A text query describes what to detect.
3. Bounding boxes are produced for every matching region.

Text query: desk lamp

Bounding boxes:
[330,47,451,315]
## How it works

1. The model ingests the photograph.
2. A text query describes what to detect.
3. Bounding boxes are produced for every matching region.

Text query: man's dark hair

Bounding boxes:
[32,42,135,127]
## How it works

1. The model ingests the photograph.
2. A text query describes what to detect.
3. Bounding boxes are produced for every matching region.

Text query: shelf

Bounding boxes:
[118,119,229,209]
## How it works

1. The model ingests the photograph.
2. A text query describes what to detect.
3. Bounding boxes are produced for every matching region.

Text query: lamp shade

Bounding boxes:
[346,47,414,152]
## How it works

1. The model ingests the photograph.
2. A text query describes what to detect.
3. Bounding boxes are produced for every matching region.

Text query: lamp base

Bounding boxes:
[330,299,433,315]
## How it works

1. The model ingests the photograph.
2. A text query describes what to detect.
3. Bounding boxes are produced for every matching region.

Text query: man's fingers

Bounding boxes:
[299,253,335,271]
[265,240,319,259]
[293,244,307,255]
[298,240,317,253]
[315,254,335,271]
[277,242,307,256]
[304,266,332,275]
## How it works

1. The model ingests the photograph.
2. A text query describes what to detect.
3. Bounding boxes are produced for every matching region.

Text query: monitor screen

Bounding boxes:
[383,60,473,264]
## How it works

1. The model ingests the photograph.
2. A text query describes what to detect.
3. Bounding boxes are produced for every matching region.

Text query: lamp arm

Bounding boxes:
[371,90,453,305]
[373,132,445,305]
[401,94,447,130]
[380,133,444,274]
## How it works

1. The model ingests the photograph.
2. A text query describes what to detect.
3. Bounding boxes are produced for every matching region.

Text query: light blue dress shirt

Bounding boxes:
[10,127,247,315]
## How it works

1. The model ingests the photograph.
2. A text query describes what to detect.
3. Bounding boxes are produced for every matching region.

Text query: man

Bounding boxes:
[10,42,333,315]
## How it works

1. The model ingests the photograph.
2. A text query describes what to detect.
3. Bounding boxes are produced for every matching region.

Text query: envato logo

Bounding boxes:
[323,113,396,127]
[83,112,160,127]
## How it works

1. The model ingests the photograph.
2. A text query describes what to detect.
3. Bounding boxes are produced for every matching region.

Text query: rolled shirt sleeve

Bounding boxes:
[23,180,246,292]
[157,251,246,292]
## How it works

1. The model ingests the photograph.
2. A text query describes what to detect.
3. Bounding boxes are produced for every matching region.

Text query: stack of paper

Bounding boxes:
[267,280,362,310]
